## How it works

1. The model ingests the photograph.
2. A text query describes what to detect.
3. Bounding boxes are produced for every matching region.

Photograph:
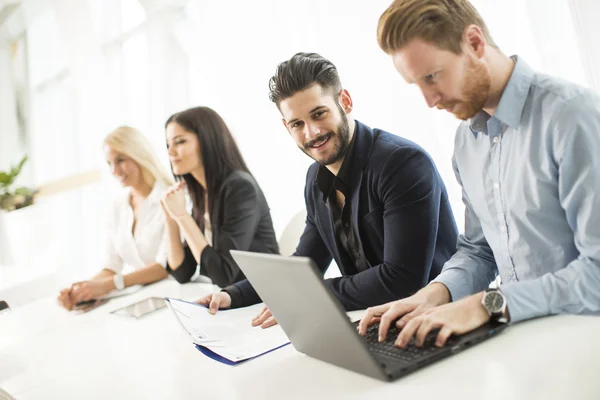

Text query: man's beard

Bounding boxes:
[440,56,491,120]
[302,104,351,166]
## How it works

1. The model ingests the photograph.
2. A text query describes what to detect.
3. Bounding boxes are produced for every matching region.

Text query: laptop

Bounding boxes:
[0,389,17,400]
[230,250,508,381]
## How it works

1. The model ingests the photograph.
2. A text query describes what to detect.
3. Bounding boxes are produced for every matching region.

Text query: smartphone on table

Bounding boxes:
[110,297,167,319]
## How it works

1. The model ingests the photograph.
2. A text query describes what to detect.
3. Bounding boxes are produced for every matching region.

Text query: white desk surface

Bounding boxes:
[1,279,599,400]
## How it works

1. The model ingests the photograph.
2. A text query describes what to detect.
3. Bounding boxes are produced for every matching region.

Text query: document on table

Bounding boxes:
[166,298,290,364]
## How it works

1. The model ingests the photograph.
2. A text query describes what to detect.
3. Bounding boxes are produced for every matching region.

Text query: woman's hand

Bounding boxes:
[57,288,75,310]
[70,279,113,303]
[161,181,188,220]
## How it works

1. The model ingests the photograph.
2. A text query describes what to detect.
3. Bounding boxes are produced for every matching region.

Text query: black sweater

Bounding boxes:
[167,171,279,287]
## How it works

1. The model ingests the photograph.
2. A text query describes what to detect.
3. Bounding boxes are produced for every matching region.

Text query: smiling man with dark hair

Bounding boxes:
[197,52,459,327]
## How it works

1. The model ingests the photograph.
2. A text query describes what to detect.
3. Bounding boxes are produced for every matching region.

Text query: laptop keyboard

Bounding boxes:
[360,322,458,363]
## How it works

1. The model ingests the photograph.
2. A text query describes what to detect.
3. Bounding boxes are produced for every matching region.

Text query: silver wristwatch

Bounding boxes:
[113,274,125,291]
[481,288,509,323]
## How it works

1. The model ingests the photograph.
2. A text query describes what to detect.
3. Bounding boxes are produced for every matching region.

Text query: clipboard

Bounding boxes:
[165,298,290,365]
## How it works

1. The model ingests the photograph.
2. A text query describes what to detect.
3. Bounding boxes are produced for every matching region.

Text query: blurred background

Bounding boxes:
[1,0,599,291]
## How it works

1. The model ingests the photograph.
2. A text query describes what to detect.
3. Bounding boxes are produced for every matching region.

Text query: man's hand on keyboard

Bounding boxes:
[395,292,489,348]
[358,283,451,342]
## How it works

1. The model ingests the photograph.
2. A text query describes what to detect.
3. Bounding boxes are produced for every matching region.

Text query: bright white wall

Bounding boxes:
[184,0,589,236]
[0,0,594,278]
[568,0,600,92]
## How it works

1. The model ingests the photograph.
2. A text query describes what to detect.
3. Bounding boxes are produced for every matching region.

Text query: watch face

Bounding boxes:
[484,291,505,313]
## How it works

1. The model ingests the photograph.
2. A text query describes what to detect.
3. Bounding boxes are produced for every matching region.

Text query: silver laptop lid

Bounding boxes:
[230,250,386,380]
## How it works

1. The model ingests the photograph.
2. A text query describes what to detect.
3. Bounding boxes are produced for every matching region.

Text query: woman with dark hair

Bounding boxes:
[161,106,279,288]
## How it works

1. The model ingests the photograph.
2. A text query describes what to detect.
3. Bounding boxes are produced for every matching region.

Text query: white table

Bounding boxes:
[1,279,599,400]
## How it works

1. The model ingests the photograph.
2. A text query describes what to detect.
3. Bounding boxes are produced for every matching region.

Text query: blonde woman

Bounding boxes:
[58,126,174,310]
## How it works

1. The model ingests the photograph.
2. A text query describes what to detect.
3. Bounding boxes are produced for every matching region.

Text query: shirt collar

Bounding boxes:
[123,181,166,206]
[469,55,535,138]
[316,122,359,201]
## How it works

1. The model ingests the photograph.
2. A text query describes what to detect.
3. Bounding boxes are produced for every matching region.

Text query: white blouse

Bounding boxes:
[104,183,168,273]
[203,211,212,246]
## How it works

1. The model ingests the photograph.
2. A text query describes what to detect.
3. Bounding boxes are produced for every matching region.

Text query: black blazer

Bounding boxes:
[167,170,279,287]
[224,120,458,310]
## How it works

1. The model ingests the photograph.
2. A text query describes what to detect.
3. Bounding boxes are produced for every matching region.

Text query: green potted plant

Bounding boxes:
[0,156,37,212]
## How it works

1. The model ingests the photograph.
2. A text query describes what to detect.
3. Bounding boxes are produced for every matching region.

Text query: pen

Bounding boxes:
[75,299,97,307]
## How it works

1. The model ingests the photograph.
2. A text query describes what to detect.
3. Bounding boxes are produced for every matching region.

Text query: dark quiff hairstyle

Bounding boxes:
[268,52,343,107]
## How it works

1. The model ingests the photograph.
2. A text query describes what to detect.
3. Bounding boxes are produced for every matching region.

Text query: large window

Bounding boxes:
[5,0,592,279]
[20,0,188,277]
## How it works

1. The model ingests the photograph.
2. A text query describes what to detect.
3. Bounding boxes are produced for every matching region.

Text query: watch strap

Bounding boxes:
[113,274,125,291]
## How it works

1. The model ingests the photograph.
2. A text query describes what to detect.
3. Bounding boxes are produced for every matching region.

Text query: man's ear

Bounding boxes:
[464,24,486,59]
[339,89,353,114]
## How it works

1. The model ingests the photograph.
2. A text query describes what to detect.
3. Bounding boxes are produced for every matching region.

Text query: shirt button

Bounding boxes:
[500,226,506,233]
[344,223,349,228]
[493,137,501,144]
[356,253,361,258]
[508,271,514,277]
[493,182,500,189]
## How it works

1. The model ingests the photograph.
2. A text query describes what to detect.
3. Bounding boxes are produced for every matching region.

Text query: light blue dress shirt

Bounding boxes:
[433,56,600,322]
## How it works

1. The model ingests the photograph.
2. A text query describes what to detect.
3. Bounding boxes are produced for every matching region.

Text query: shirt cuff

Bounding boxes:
[500,279,549,323]
[197,245,215,278]
[431,269,476,302]
[222,285,243,308]
[155,255,168,269]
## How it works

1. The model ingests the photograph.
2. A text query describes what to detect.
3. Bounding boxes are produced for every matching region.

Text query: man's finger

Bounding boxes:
[255,308,269,321]
[395,317,422,348]
[260,316,278,329]
[256,309,271,323]
[358,305,384,336]
[208,296,220,315]
[396,309,420,329]
[251,312,263,326]
[357,317,381,336]
[415,317,438,347]
[436,326,454,347]
[251,309,271,326]
[252,306,268,321]
[378,303,409,342]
